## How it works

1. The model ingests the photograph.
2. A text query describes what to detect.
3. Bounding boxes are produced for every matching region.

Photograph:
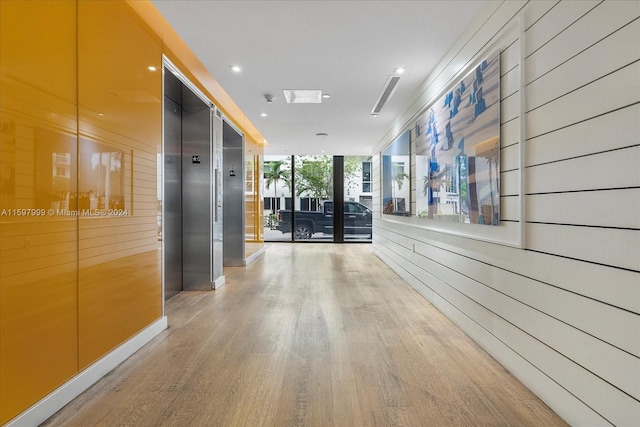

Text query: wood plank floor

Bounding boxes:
[43,243,567,426]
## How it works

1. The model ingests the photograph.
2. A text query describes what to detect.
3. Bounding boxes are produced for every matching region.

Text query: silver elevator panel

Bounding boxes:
[212,112,224,285]
[163,67,220,298]
[163,92,183,299]
[223,121,245,266]
[181,88,211,290]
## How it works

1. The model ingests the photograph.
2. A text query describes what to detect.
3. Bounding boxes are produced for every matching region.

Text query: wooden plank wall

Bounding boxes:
[372,1,640,425]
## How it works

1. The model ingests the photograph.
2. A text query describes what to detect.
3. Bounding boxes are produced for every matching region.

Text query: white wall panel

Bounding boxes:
[526,19,640,111]
[500,143,519,172]
[500,67,519,101]
[501,117,520,148]
[499,195,519,222]
[525,1,639,82]
[523,0,559,30]
[500,169,520,196]
[499,88,520,124]
[408,245,639,400]
[526,61,640,138]
[376,218,640,313]
[526,145,640,193]
[404,236,640,357]
[526,223,640,271]
[527,189,640,229]
[526,103,640,166]
[373,1,640,424]
[500,41,520,77]
[524,0,599,55]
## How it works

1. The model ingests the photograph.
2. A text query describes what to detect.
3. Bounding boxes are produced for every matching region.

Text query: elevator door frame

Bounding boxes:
[162,57,219,301]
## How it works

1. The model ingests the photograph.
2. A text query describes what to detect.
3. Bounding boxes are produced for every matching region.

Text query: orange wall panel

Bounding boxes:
[0,1,79,423]
[1,0,267,422]
[77,0,162,369]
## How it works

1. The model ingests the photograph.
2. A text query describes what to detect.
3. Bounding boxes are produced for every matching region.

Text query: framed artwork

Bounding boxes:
[414,49,500,225]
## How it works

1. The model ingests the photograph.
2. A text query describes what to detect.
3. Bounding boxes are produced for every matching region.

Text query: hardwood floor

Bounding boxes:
[43,243,567,426]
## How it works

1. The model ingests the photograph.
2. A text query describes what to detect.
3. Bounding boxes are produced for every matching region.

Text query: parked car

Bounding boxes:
[277,201,372,239]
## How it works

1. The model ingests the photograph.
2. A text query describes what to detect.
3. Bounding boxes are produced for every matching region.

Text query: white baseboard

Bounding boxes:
[213,275,226,289]
[244,245,267,265]
[5,317,168,427]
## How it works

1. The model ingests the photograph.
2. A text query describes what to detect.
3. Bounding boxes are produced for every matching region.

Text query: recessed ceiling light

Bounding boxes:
[231,65,241,73]
[283,89,322,104]
[371,113,378,117]
[98,112,105,116]
[260,113,268,117]
[322,93,331,99]
[316,132,328,137]
[394,67,406,75]
[148,66,157,72]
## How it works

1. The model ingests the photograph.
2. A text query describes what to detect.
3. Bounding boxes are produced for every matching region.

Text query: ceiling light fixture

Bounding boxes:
[264,94,274,103]
[370,74,401,116]
[394,67,406,75]
[148,66,157,72]
[283,89,322,104]
[316,132,328,137]
[260,113,268,117]
[231,65,241,73]
[322,93,331,99]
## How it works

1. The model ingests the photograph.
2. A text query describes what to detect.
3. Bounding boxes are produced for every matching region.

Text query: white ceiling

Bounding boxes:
[152,0,487,156]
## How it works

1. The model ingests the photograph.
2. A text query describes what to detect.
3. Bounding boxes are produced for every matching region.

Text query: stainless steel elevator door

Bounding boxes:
[181,86,211,291]
[163,69,213,299]
[222,122,245,266]
[163,95,183,299]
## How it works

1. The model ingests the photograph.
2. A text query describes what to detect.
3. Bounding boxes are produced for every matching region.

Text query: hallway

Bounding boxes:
[44,244,566,426]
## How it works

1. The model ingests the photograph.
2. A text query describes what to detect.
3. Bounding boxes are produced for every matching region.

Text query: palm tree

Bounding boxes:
[423,165,449,218]
[264,160,290,217]
[392,165,409,212]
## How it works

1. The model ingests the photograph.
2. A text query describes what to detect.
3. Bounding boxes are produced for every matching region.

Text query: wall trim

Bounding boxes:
[5,317,168,427]
[245,245,267,266]
[213,275,226,289]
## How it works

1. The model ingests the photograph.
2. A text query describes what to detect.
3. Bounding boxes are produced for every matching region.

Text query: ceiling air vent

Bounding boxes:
[371,75,401,115]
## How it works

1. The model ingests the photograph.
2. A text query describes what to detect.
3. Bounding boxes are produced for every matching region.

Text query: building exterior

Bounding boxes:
[0,1,638,426]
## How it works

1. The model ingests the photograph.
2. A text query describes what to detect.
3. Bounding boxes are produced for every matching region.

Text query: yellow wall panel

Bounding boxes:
[77,0,162,369]
[0,1,78,423]
[78,250,161,368]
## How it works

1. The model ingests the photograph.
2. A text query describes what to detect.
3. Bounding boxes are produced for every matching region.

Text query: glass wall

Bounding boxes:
[344,156,373,242]
[293,155,333,241]
[263,155,292,241]
[263,155,372,243]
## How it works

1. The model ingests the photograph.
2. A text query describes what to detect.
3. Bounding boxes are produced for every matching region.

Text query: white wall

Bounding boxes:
[372,1,640,425]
